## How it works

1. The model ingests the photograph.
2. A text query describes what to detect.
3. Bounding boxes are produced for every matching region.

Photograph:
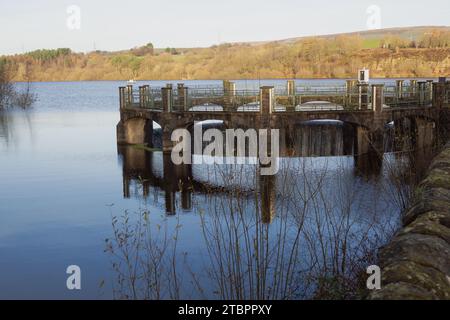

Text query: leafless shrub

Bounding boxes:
[0,59,36,109]
[106,153,404,300]
[105,207,183,300]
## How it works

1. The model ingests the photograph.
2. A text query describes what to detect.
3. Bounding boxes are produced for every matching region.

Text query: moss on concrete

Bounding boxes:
[370,142,450,300]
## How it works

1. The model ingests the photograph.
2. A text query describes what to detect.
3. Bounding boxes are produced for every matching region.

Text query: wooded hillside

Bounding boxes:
[3,27,450,81]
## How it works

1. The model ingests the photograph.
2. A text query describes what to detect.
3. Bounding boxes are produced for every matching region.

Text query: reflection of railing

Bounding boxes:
[119,80,443,113]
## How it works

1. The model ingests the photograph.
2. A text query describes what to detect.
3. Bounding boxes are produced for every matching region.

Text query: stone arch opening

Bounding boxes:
[181,119,230,157]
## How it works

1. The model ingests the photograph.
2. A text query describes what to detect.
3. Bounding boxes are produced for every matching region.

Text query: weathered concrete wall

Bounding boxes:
[370,142,450,300]
[117,117,153,146]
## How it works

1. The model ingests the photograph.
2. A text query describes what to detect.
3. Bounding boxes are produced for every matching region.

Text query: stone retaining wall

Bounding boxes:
[370,143,450,300]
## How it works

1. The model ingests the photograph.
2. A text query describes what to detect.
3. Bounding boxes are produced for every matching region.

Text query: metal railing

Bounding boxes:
[119,82,440,113]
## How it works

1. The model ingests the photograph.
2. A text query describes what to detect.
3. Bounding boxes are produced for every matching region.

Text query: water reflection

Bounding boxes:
[0,81,436,299]
[0,111,10,143]
[118,121,397,216]
[110,121,425,299]
[111,146,404,299]
[0,109,35,148]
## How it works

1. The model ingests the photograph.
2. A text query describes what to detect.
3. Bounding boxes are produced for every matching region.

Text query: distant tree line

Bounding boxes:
[1,30,449,82]
[26,48,72,63]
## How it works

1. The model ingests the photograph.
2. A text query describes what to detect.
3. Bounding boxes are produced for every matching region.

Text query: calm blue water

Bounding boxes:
[0,80,408,299]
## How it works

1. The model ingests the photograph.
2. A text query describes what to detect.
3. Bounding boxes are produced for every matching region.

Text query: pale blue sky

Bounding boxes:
[0,0,448,55]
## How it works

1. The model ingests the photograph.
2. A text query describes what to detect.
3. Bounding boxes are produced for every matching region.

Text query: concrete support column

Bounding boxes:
[223,80,230,91]
[356,126,370,155]
[427,80,434,102]
[346,80,357,107]
[346,80,357,93]
[287,80,296,96]
[396,80,404,99]
[126,85,133,107]
[357,83,369,110]
[371,84,384,113]
[418,81,426,106]
[409,80,417,98]
[161,118,176,153]
[260,86,274,114]
[223,80,236,96]
[145,120,154,148]
[162,129,174,153]
[143,85,150,108]
[162,84,173,113]
[415,118,435,151]
[354,127,383,177]
[116,121,126,144]
[119,86,126,109]
[177,83,188,111]
[432,82,446,108]
[139,86,145,108]
[117,117,153,146]
[223,80,236,110]
[356,126,384,155]
[447,81,450,104]
[287,80,296,107]
[393,119,406,151]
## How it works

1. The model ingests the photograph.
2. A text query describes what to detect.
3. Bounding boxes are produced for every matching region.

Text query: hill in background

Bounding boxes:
[2,26,450,81]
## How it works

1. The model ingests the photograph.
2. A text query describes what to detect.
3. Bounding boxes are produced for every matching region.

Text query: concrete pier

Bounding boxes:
[410,80,417,98]
[260,86,274,114]
[396,80,404,99]
[117,77,447,164]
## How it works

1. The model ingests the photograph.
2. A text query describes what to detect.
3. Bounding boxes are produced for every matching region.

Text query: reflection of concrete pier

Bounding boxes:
[118,145,281,222]
[118,146,193,214]
[259,174,276,223]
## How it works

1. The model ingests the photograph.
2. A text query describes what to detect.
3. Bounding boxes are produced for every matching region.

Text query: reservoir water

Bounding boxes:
[0,80,424,299]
